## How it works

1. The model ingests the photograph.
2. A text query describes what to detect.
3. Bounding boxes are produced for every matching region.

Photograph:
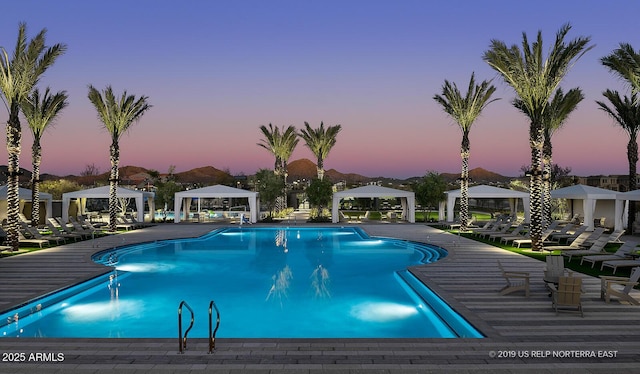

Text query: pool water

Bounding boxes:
[0,227,482,338]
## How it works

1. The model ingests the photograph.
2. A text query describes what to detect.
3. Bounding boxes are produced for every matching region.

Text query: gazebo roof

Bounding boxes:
[333,185,414,198]
[551,184,618,200]
[445,185,528,198]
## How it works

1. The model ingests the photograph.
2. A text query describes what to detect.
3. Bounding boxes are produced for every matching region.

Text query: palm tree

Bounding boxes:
[596,90,640,232]
[88,85,151,231]
[0,23,66,250]
[22,87,68,226]
[298,122,342,180]
[601,43,640,97]
[483,23,592,251]
[433,73,498,231]
[257,124,298,210]
[515,87,584,225]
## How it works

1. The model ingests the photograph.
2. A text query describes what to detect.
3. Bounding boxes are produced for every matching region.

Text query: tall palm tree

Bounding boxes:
[433,73,498,231]
[601,43,640,97]
[88,85,151,231]
[257,124,298,210]
[22,87,68,226]
[596,90,640,232]
[298,122,342,180]
[0,23,66,250]
[483,23,592,251]
[515,87,584,225]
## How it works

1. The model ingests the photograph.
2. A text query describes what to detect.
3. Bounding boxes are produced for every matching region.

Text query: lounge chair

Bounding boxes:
[542,231,593,252]
[46,221,83,242]
[116,217,136,230]
[601,255,640,274]
[543,255,571,285]
[511,228,555,248]
[580,241,638,268]
[549,276,584,317]
[600,267,640,305]
[561,235,610,262]
[49,217,91,239]
[581,228,623,248]
[17,230,49,248]
[488,223,526,242]
[21,224,65,245]
[548,225,587,244]
[477,222,512,239]
[471,218,505,236]
[497,260,530,297]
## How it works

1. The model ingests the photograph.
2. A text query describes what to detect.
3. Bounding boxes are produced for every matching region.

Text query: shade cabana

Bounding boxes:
[615,189,640,231]
[62,186,155,224]
[0,185,53,224]
[442,185,530,223]
[332,185,415,223]
[173,185,259,223]
[551,184,617,231]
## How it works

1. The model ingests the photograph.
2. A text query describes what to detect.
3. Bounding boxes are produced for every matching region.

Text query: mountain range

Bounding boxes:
[0,159,514,187]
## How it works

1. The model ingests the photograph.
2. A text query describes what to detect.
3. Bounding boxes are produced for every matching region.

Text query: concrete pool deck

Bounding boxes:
[0,222,639,373]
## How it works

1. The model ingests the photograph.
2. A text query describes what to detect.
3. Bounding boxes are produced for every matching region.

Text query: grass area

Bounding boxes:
[448,229,637,280]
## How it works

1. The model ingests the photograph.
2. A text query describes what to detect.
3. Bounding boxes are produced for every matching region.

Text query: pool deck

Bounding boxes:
[0,222,640,373]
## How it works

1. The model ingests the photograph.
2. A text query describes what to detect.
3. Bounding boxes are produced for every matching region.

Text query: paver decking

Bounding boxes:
[0,223,639,373]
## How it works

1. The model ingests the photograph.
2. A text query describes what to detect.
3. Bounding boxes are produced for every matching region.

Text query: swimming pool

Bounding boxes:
[0,227,482,339]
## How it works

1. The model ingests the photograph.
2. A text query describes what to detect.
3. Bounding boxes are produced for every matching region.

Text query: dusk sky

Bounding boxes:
[1,1,639,179]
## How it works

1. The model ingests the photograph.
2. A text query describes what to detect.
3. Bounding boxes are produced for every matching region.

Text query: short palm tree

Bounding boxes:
[515,87,584,225]
[483,23,592,251]
[298,122,342,180]
[22,87,68,226]
[433,73,498,231]
[601,43,640,97]
[88,85,151,231]
[596,90,640,232]
[0,23,66,250]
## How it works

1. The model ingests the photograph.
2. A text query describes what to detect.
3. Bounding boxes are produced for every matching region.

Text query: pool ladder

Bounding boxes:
[178,300,220,354]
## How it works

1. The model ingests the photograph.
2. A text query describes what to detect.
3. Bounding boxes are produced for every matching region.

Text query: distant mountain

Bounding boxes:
[2,162,512,187]
[287,159,372,184]
[439,167,512,184]
[174,166,233,185]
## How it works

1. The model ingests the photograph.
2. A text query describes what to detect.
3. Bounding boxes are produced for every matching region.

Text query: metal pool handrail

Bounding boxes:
[178,300,195,353]
[208,300,221,354]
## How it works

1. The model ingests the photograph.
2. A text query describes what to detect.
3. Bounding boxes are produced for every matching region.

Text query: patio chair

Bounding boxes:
[580,241,638,268]
[497,260,530,297]
[46,221,83,242]
[600,267,640,305]
[511,228,555,248]
[17,230,49,248]
[601,257,640,274]
[550,276,583,317]
[543,255,571,285]
[477,222,512,239]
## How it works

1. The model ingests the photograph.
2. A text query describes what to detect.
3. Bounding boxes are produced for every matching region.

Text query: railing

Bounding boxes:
[208,300,221,354]
[178,301,195,354]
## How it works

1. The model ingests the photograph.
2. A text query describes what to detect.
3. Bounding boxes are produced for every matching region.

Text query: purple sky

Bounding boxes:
[1,0,639,179]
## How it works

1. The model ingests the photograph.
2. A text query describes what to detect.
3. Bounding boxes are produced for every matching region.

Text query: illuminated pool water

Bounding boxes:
[0,227,482,338]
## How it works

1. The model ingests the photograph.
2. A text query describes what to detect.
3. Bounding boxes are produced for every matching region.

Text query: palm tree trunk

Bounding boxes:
[530,123,545,251]
[542,137,553,228]
[31,141,42,227]
[628,139,638,232]
[317,158,324,181]
[109,141,120,232]
[459,131,470,231]
[6,108,22,251]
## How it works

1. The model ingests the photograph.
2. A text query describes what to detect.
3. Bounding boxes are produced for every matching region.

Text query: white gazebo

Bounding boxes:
[615,189,640,231]
[0,185,53,223]
[62,186,155,223]
[551,184,618,231]
[332,185,415,223]
[173,185,260,223]
[442,185,530,223]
